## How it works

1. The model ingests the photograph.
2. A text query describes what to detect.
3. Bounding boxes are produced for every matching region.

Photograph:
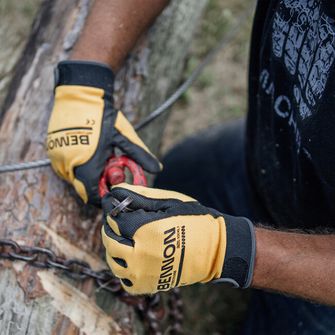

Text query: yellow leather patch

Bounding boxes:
[47,85,104,186]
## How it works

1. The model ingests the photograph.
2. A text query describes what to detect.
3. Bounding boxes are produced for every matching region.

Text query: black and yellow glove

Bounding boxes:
[47,61,161,205]
[101,183,255,295]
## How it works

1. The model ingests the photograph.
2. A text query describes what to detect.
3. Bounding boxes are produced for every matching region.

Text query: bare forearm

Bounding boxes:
[252,228,335,305]
[71,0,169,71]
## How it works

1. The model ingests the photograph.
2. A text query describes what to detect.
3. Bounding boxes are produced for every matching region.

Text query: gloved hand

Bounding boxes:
[47,61,161,205]
[101,183,255,295]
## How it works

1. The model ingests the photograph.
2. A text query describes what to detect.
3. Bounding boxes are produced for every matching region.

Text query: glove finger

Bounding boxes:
[105,245,135,290]
[113,112,162,173]
[103,194,212,241]
[101,225,133,257]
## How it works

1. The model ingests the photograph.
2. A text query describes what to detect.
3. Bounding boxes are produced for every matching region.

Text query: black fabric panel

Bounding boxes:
[75,96,117,206]
[220,215,253,288]
[106,187,189,211]
[55,61,114,92]
[109,187,223,215]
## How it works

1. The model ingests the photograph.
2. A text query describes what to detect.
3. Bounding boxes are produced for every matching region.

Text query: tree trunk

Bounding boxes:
[0,0,208,334]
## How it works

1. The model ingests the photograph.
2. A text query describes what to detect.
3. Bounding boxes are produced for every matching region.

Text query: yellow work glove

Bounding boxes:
[47,61,161,205]
[101,183,255,295]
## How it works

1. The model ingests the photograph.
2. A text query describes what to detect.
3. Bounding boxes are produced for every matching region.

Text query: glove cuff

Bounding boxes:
[54,60,114,92]
[214,215,256,288]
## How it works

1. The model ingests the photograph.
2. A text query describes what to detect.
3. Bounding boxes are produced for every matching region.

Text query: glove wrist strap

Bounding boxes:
[55,60,114,92]
[214,215,256,288]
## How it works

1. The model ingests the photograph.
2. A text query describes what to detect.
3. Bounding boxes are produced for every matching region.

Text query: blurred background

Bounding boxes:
[0,0,254,333]
[162,0,252,155]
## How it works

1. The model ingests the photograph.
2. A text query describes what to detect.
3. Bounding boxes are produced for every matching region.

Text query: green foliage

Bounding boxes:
[192,0,252,58]
[193,0,231,57]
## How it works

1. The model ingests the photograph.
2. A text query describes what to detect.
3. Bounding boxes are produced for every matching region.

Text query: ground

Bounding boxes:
[0,0,254,333]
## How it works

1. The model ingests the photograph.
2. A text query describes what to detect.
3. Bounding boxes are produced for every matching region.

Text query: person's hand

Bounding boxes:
[101,183,255,295]
[47,61,161,206]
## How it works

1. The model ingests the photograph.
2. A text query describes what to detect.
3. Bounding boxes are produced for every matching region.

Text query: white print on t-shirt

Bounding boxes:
[259,0,335,155]
[261,69,303,151]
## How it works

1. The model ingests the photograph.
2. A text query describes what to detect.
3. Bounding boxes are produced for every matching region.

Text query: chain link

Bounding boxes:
[0,239,182,334]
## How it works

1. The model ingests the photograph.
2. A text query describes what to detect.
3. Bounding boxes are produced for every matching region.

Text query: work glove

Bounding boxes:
[47,61,161,205]
[101,183,255,295]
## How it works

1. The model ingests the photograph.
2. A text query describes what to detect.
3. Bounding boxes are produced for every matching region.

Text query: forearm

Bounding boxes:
[71,0,169,71]
[252,228,335,305]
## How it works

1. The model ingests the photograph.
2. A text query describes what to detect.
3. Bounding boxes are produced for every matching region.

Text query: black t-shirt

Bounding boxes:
[247,0,335,229]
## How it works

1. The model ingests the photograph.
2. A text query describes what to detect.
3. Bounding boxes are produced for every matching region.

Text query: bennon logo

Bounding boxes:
[47,134,90,151]
[157,225,186,291]
[157,227,177,291]
[46,126,93,151]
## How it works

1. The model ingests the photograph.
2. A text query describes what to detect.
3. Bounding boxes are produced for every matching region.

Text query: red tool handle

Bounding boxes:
[99,155,147,198]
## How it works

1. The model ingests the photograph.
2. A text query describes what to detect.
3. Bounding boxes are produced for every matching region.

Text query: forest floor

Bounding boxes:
[0,0,255,333]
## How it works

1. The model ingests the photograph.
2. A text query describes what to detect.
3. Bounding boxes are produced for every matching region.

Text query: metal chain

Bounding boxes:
[0,238,182,334]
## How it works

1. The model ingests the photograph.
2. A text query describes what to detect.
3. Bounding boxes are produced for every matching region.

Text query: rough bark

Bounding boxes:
[0,0,208,334]
[0,0,42,108]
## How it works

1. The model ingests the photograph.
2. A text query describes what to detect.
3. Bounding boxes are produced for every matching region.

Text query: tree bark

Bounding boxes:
[0,0,208,334]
